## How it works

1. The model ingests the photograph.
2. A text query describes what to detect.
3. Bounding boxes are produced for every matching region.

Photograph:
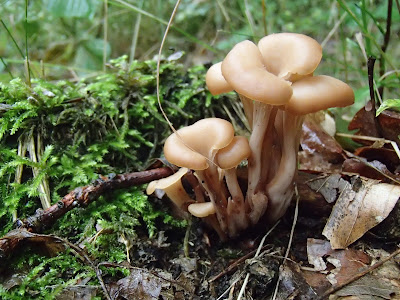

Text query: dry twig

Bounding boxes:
[0,167,173,260]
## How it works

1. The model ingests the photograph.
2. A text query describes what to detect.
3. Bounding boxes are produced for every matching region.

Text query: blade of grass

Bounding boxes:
[243,0,256,41]
[337,0,397,72]
[261,0,268,35]
[129,0,144,65]
[109,0,218,53]
[103,0,108,72]
[360,0,371,55]
[0,19,25,59]
[25,0,33,85]
[0,56,14,79]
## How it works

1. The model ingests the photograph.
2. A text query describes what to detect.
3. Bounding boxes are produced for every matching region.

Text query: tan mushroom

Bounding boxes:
[216,136,251,236]
[205,33,355,227]
[257,33,322,82]
[146,167,193,211]
[205,62,233,95]
[163,118,236,236]
[188,202,216,218]
[285,75,355,115]
[266,76,354,221]
[221,40,292,105]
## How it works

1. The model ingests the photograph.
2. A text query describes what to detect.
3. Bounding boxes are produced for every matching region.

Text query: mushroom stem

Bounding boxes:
[238,94,254,129]
[246,103,277,208]
[266,111,304,221]
[196,163,229,233]
[224,168,249,236]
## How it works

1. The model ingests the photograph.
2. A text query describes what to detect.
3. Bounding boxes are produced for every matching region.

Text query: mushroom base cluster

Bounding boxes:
[147,33,355,240]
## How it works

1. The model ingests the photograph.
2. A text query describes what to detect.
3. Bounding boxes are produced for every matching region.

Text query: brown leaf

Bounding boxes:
[276,261,318,300]
[322,177,400,249]
[334,275,396,299]
[299,114,345,173]
[0,229,65,257]
[342,158,400,183]
[348,104,380,145]
[304,239,370,295]
[378,110,400,145]
[108,269,162,300]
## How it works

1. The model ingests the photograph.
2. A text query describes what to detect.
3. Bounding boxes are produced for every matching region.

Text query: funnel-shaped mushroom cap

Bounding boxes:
[188,202,216,218]
[221,40,292,105]
[258,33,322,82]
[146,167,193,210]
[206,62,233,95]
[164,118,235,170]
[285,75,355,115]
[216,136,251,169]
[146,167,188,194]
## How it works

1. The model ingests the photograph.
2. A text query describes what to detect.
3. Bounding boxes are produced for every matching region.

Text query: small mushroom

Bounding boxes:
[163,118,236,236]
[205,62,233,95]
[146,167,193,211]
[216,136,251,236]
[188,202,216,218]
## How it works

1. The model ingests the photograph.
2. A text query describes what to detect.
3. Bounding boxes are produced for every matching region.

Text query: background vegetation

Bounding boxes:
[0,0,399,298]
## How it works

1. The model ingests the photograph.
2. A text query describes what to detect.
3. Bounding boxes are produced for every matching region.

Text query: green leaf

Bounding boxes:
[45,0,96,18]
[376,99,400,116]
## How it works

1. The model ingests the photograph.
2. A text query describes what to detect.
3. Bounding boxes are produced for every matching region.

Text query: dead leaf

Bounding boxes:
[334,275,396,299]
[307,238,334,271]
[322,177,400,249]
[307,174,348,204]
[299,114,345,173]
[0,229,65,257]
[348,104,380,145]
[276,261,318,300]
[108,269,162,300]
[342,158,400,183]
[378,109,400,145]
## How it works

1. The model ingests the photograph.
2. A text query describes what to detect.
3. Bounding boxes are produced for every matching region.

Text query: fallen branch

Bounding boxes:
[0,167,173,260]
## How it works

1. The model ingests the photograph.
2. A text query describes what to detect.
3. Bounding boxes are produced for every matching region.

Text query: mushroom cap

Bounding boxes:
[206,62,233,95]
[188,202,216,218]
[221,40,292,105]
[216,136,251,169]
[146,167,189,195]
[258,33,322,82]
[164,118,235,170]
[285,75,355,115]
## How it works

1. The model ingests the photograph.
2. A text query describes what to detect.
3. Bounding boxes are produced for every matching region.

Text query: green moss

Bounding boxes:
[0,56,222,298]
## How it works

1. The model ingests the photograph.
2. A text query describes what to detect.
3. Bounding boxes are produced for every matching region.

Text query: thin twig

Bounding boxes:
[318,246,400,299]
[0,167,173,260]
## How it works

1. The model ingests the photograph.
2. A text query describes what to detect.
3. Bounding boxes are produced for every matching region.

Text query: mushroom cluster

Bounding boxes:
[147,33,355,239]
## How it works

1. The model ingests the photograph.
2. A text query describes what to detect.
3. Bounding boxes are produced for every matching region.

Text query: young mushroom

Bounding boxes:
[163,118,235,236]
[216,136,251,236]
[146,167,193,212]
